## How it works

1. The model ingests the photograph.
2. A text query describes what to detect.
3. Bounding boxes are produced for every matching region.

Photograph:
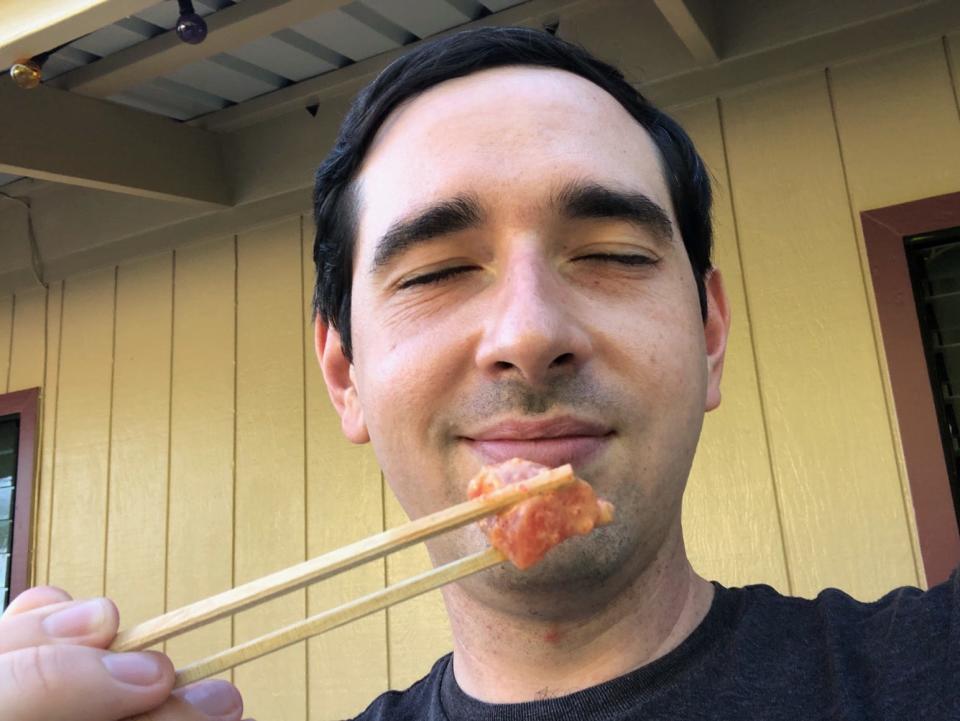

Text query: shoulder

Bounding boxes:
[724,565,959,631]
[712,567,960,669]
[721,568,959,708]
[809,566,959,644]
[702,570,958,717]
[347,655,450,721]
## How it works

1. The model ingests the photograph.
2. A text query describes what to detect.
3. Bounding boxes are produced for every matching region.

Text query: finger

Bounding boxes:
[0,646,175,721]
[2,586,72,618]
[174,679,244,720]
[0,597,119,654]
[126,679,244,721]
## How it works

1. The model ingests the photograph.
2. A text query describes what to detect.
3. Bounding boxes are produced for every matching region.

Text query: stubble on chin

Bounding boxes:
[412,369,697,602]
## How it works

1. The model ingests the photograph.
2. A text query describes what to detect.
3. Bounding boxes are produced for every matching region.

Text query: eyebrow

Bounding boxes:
[372,195,484,270]
[552,180,674,244]
[369,180,673,272]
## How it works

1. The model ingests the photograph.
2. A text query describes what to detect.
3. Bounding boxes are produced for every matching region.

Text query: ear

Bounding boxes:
[315,316,370,443]
[702,269,731,412]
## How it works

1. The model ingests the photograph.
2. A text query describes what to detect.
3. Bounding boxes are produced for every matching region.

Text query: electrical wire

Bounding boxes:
[0,191,48,289]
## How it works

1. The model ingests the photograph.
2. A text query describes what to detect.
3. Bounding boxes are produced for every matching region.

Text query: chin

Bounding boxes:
[457,525,642,620]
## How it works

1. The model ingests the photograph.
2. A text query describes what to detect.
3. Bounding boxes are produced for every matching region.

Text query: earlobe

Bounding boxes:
[702,269,731,412]
[315,317,370,443]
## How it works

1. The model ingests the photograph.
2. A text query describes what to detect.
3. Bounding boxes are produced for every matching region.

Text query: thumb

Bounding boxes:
[0,645,174,721]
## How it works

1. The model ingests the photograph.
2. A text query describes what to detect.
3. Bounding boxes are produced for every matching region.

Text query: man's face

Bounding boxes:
[318,67,729,598]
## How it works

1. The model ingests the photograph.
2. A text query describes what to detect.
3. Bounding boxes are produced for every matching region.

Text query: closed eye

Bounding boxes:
[397,265,477,289]
[575,253,659,266]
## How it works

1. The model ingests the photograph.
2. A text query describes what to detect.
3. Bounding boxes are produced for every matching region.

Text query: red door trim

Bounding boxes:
[0,387,40,602]
[861,192,960,586]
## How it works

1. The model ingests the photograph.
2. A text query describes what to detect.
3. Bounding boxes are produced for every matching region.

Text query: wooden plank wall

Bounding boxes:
[2,34,959,719]
[2,224,390,720]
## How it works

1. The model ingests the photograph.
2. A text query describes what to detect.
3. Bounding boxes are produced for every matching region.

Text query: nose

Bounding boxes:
[475,255,592,386]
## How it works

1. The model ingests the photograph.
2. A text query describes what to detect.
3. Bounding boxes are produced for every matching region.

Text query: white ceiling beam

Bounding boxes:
[49,0,352,98]
[0,78,230,206]
[193,0,600,132]
[1,0,159,70]
[652,0,719,65]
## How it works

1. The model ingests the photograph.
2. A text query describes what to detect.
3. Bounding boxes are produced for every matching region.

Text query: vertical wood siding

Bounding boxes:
[673,100,791,593]
[106,254,173,630]
[300,222,389,719]
[4,35,958,719]
[165,237,236,678]
[0,295,11,392]
[33,282,61,587]
[7,288,45,394]
[234,218,308,719]
[49,268,116,599]
[720,71,917,598]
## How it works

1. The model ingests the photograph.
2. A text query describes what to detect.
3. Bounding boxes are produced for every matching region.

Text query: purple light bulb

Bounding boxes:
[176,12,208,44]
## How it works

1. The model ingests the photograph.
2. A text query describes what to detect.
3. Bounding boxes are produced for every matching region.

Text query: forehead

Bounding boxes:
[354,66,671,240]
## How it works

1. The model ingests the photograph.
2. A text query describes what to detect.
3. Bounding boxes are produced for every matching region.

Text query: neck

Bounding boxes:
[442,528,713,703]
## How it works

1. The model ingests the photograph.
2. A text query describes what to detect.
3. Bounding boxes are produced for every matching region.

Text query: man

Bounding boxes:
[2,26,956,721]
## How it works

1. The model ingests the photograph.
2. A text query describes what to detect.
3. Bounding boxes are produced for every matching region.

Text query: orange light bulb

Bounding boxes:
[10,60,41,89]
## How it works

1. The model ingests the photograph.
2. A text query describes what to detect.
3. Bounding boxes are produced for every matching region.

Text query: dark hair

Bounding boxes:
[313,26,712,360]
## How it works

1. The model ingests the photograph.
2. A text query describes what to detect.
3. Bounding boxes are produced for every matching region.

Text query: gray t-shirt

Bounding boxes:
[350,569,959,720]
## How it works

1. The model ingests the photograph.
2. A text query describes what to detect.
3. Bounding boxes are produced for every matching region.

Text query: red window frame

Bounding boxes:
[0,387,40,604]
[861,192,960,586]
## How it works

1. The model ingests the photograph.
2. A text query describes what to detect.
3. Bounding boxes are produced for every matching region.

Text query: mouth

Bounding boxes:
[460,416,614,468]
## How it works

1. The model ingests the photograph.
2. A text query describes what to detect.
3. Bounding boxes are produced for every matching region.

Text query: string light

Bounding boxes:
[176,0,208,44]
[9,2,210,89]
[9,60,42,89]
[7,43,66,90]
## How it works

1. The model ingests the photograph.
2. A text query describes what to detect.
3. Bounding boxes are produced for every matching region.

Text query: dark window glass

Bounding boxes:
[0,416,18,609]
[906,227,960,533]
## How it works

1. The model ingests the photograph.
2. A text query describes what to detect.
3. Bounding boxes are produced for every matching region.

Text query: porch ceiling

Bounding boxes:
[1,0,959,292]
[3,0,959,200]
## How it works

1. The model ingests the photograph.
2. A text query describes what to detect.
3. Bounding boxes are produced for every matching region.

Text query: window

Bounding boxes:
[0,416,18,607]
[0,388,40,611]
[862,192,960,586]
[905,228,960,532]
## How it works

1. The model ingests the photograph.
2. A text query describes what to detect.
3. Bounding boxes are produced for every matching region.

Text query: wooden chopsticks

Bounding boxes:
[110,464,575,686]
[175,547,505,686]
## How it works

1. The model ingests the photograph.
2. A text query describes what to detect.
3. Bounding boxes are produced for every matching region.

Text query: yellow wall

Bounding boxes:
[2,35,959,720]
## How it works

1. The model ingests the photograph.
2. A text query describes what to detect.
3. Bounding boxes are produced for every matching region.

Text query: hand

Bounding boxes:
[0,586,249,721]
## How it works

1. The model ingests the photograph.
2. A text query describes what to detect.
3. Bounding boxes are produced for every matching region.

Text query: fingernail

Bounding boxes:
[102,652,166,686]
[182,680,242,717]
[41,598,107,637]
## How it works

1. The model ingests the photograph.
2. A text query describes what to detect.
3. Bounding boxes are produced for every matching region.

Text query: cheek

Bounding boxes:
[352,302,477,446]
[595,286,706,393]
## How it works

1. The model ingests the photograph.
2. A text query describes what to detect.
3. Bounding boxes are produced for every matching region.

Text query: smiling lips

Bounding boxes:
[463,416,613,468]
